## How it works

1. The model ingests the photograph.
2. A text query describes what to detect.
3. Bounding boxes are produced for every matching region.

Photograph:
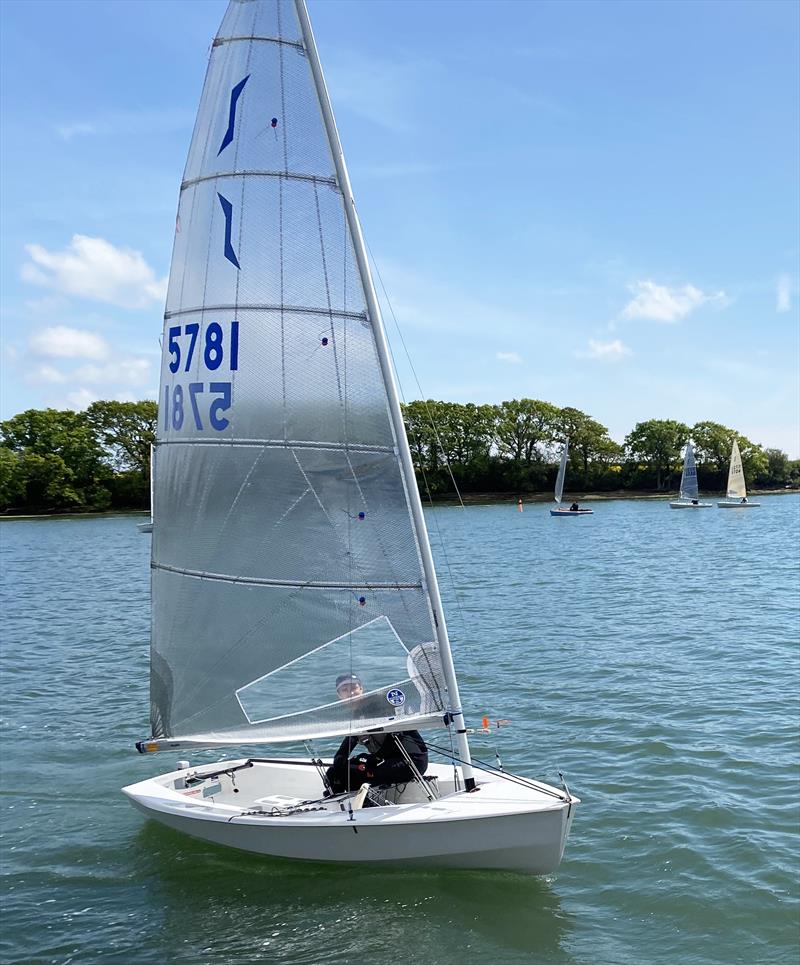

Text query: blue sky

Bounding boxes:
[1,0,798,454]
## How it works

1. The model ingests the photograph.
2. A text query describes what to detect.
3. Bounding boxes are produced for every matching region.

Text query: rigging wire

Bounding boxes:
[365,242,475,654]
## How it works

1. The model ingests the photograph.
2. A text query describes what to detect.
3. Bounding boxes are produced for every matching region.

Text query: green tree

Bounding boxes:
[0,447,25,510]
[762,448,791,485]
[86,400,157,474]
[494,399,560,464]
[624,419,690,491]
[0,408,112,511]
[554,407,623,478]
[692,421,767,489]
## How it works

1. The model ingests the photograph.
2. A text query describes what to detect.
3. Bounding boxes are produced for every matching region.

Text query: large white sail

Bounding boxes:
[726,439,747,499]
[679,442,699,501]
[554,440,569,503]
[149,0,449,746]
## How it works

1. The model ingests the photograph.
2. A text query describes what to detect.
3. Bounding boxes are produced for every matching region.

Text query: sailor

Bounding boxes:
[325,673,428,794]
[740,497,748,504]
[691,499,699,505]
[569,502,580,512]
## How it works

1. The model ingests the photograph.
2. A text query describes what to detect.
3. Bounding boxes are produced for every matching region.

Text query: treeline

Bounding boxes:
[0,402,157,514]
[0,399,797,514]
[403,400,798,496]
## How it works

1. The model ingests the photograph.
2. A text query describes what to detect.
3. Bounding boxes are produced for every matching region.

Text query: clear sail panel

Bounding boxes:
[150,0,446,744]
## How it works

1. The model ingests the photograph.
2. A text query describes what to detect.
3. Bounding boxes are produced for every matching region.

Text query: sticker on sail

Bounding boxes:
[386,688,405,707]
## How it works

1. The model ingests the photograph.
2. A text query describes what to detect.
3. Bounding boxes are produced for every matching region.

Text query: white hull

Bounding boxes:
[717,501,760,508]
[137,520,153,533]
[123,759,577,875]
[550,508,593,516]
[669,501,712,509]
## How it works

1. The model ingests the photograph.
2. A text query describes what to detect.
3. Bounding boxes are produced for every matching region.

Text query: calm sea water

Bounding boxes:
[1,496,798,965]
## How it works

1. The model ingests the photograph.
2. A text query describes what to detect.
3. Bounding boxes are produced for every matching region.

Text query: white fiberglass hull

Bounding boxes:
[717,501,760,508]
[669,501,712,509]
[123,759,577,875]
[137,520,153,533]
[550,508,593,516]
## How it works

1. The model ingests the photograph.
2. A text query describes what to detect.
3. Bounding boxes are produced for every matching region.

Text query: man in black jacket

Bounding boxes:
[325,673,428,794]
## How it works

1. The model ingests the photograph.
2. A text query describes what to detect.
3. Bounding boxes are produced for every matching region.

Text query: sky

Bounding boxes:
[1,0,798,455]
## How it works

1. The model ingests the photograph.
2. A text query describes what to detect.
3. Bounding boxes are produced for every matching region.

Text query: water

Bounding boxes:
[1,497,798,964]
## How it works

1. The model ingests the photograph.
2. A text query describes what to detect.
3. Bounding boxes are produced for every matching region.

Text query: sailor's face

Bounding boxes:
[336,680,363,700]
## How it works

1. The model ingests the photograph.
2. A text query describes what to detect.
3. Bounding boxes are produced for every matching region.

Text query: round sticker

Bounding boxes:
[386,688,405,707]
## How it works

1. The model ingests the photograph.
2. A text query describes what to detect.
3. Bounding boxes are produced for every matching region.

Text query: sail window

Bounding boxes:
[235,615,413,724]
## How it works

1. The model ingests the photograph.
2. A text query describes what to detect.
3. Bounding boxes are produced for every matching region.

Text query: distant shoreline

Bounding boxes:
[2,488,797,520]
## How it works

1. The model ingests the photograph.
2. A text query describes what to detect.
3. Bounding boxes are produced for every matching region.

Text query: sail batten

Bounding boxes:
[150,0,451,746]
[152,562,422,590]
[213,36,305,50]
[182,171,338,190]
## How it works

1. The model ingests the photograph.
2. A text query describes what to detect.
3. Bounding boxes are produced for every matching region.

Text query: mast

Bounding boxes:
[295,0,475,789]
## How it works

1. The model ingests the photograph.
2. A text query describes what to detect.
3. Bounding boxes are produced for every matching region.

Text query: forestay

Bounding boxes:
[726,440,747,499]
[554,440,569,503]
[149,0,448,747]
[679,442,699,501]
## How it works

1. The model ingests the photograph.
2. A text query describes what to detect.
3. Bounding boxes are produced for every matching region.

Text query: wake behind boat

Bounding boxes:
[550,439,593,516]
[122,0,577,875]
[669,441,711,509]
[718,440,760,508]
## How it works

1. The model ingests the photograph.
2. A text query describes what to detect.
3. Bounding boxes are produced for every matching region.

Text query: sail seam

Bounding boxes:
[164,304,367,321]
[155,438,393,452]
[151,562,421,590]
[181,171,338,191]
[213,35,305,51]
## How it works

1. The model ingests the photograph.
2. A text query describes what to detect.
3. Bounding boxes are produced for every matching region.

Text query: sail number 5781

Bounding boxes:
[163,321,239,432]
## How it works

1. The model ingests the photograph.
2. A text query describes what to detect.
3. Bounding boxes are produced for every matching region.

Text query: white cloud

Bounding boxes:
[29,326,110,361]
[620,280,726,322]
[65,388,98,410]
[73,358,152,387]
[56,121,97,140]
[27,364,68,385]
[53,108,193,142]
[776,275,792,313]
[496,351,523,364]
[580,338,632,361]
[21,235,168,309]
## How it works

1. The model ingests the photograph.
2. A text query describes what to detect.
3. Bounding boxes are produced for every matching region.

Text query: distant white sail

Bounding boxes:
[726,439,747,499]
[149,0,448,746]
[679,442,699,501]
[554,440,569,504]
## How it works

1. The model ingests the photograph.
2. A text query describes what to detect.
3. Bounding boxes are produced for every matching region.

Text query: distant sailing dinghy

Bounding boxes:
[122,0,577,875]
[669,442,711,509]
[137,445,155,533]
[717,440,760,508]
[550,439,593,516]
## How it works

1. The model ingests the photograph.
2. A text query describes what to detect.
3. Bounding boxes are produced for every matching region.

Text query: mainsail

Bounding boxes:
[726,439,747,499]
[678,442,699,501]
[554,440,569,504]
[149,0,450,747]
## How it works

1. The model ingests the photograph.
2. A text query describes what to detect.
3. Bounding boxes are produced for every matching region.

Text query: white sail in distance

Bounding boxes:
[554,440,569,503]
[148,0,450,747]
[726,439,747,499]
[679,442,699,501]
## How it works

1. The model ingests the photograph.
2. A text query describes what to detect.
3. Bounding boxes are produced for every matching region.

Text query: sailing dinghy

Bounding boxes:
[122,0,577,874]
[550,439,593,516]
[717,439,760,508]
[137,445,155,533]
[669,442,711,508]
